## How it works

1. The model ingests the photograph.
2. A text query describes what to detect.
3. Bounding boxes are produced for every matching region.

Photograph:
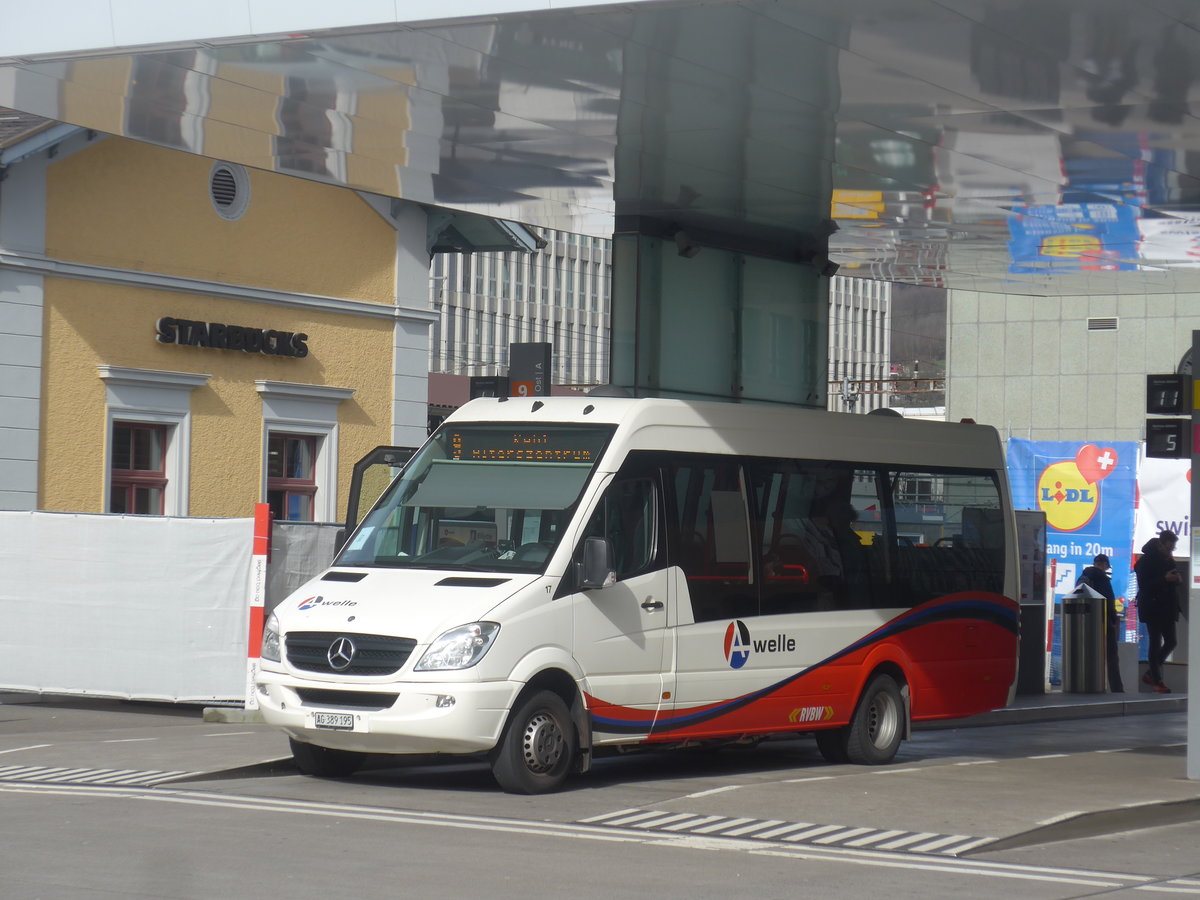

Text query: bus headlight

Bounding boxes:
[414,622,500,670]
[262,612,282,663]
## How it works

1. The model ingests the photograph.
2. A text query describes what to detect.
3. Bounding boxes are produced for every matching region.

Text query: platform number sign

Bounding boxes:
[1147,373,1188,415]
[1145,373,1191,458]
[1146,418,1190,459]
[509,343,551,398]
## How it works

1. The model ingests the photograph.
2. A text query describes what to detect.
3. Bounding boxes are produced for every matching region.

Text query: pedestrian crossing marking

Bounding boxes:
[0,764,199,787]
[579,808,993,857]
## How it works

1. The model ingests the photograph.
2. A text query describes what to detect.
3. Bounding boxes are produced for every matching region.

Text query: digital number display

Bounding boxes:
[1145,418,1191,459]
[1146,374,1189,415]
[448,428,606,462]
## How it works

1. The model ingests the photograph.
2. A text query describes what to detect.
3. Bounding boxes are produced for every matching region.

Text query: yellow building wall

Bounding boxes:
[347,74,412,193]
[202,64,283,165]
[60,58,133,138]
[39,138,401,520]
[40,280,395,519]
[45,137,396,302]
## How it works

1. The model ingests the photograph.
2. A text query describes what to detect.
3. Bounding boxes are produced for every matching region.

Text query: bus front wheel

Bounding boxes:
[490,689,576,794]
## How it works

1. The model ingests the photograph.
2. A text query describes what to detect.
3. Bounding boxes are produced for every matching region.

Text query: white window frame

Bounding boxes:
[98,366,211,515]
[256,380,355,523]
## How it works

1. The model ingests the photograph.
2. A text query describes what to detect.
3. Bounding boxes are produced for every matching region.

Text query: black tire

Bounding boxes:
[814,728,850,764]
[289,737,366,778]
[844,673,905,765]
[490,690,576,794]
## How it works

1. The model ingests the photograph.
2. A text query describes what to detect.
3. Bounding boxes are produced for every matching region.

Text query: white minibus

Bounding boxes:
[255,396,1019,793]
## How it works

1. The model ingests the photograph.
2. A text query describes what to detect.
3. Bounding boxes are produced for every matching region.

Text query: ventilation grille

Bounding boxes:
[322,571,368,583]
[209,162,250,220]
[295,689,399,710]
[211,167,238,208]
[1087,317,1118,331]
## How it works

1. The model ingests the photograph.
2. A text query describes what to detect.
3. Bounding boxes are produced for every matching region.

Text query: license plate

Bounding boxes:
[311,712,355,730]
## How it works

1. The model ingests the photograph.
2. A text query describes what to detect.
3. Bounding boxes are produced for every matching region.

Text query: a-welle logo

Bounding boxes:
[723,620,797,669]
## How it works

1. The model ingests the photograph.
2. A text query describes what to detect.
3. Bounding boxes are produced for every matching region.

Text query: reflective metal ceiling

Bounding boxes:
[3,0,1200,296]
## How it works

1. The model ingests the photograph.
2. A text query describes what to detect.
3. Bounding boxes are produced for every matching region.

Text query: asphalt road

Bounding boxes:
[1,694,1198,899]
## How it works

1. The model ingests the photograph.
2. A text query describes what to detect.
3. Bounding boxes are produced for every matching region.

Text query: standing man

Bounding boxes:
[1133,530,1182,693]
[1076,553,1124,693]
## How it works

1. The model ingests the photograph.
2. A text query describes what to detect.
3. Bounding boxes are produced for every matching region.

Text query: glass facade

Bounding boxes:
[611,235,827,406]
[429,228,611,388]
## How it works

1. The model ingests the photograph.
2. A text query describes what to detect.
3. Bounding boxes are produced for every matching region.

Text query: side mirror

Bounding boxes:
[577,536,617,589]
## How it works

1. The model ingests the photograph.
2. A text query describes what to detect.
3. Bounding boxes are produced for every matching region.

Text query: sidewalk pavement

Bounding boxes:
[918,685,1187,729]
[912,687,1196,854]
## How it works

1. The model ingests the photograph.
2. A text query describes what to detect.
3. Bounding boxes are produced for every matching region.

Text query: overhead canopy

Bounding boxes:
[425,207,546,254]
[2,0,1200,296]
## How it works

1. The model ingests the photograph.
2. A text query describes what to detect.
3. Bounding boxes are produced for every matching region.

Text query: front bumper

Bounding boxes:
[255,669,521,755]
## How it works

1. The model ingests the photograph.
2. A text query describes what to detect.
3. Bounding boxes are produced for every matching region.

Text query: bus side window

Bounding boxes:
[670,459,756,622]
[582,478,656,582]
[751,460,886,614]
[891,470,1004,604]
[750,462,822,615]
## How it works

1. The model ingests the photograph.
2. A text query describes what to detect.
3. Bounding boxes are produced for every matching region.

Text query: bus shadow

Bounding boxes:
[183,735,938,793]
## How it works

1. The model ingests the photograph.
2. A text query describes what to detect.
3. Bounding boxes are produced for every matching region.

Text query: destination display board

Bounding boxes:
[447,426,611,463]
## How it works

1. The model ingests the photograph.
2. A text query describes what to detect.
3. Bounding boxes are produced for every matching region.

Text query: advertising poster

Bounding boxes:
[1134,452,1191,550]
[1007,440,1138,678]
[1132,452,1191,664]
[1007,204,1140,274]
[1138,212,1200,269]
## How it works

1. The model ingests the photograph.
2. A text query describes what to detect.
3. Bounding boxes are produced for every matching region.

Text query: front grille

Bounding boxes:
[286,631,417,676]
[295,689,399,710]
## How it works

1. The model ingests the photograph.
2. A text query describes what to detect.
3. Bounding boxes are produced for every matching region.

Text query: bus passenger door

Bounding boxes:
[668,458,761,727]
[572,474,673,740]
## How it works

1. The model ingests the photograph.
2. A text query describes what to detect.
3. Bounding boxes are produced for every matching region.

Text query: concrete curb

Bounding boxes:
[963,796,1200,855]
[917,695,1186,730]
[202,707,266,724]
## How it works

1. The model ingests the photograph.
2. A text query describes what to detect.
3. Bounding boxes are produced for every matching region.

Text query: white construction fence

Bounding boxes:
[0,511,339,703]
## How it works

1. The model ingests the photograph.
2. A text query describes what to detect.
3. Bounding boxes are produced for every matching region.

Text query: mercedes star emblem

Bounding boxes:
[327,636,356,671]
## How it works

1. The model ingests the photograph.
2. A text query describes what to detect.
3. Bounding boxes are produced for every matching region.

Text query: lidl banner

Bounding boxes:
[1006,438,1138,611]
[1007,204,1140,274]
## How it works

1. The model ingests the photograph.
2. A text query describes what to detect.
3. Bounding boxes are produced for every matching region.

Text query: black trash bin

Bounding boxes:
[1061,585,1106,693]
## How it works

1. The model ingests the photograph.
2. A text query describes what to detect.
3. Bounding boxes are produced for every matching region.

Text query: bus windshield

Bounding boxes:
[335,422,615,573]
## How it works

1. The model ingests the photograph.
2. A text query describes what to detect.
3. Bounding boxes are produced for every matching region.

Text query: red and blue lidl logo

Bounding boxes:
[724,620,751,669]
[1036,443,1117,533]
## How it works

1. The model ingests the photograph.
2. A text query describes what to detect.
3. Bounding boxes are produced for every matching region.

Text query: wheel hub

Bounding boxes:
[868,694,899,748]
[521,712,565,773]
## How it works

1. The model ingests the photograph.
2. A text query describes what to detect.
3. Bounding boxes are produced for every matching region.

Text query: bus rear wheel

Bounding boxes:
[490,689,576,794]
[844,673,904,765]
